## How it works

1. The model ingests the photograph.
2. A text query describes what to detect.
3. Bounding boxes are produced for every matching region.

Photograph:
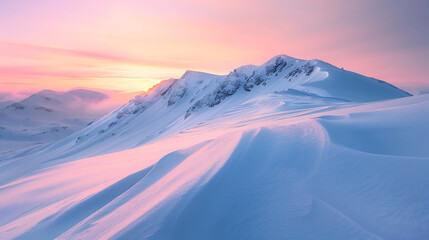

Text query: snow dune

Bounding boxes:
[0,55,428,239]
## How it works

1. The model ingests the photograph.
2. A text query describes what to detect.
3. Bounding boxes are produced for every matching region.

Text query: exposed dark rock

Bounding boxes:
[7,103,25,110]
[168,87,186,106]
[303,62,315,76]
[35,106,53,112]
[160,79,178,96]
[286,68,303,78]
[266,57,288,75]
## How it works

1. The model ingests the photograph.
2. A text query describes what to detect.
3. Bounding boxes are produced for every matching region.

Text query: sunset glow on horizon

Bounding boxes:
[1,0,428,100]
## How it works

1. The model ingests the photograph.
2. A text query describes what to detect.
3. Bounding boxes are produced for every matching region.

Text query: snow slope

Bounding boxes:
[1,55,427,240]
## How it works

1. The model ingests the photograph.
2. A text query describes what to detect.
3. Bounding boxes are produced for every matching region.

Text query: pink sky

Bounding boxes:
[1,0,428,100]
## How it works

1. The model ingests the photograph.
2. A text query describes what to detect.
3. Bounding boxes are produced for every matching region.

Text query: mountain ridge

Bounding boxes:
[119,55,410,120]
[0,54,412,165]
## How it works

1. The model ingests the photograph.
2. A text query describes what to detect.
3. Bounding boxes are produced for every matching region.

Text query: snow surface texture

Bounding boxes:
[1,55,428,240]
[0,89,112,153]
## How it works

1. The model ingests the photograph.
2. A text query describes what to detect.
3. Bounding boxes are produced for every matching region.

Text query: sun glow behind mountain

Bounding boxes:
[0,40,187,93]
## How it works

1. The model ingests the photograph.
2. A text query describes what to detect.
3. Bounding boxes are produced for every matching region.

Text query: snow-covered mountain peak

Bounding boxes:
[263,54,298,64]
[55,54,412,158]
[116,54,410,122]
[180,70,217,80]
[17,89,108,109]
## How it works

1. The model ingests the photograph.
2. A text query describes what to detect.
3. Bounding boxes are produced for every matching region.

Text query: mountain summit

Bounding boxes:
[122,54,409,120]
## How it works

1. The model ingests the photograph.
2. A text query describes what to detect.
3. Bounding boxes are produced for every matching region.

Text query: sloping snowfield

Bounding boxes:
[0,56,428,239]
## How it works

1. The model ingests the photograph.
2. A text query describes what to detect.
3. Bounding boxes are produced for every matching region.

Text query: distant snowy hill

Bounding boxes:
[0,89,116,152]
[1,55,428,240]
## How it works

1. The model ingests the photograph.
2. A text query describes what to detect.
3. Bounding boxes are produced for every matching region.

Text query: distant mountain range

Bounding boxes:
[0,89,135,152]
